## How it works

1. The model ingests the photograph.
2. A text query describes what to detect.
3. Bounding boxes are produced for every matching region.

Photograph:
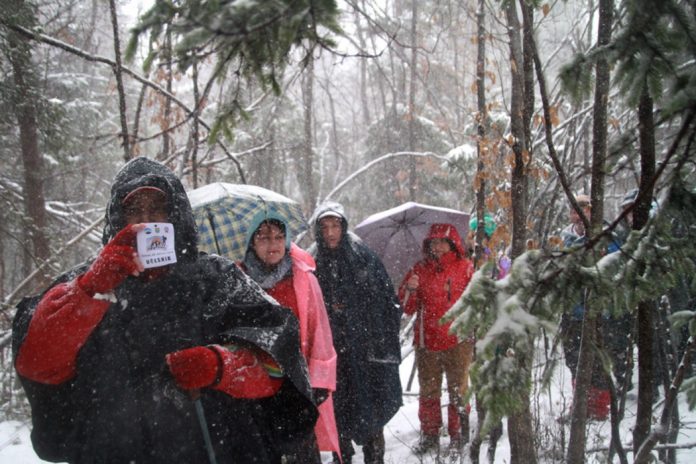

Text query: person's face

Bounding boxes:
[430,238,453,260]
[319,217,343,250]
[252,223,286,266]
[123,189,169,224]
[569,202,591,225]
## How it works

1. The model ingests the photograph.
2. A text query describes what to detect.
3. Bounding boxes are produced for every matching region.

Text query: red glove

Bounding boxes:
[166,346,222,390]
[77,224,141,296]
[166,345,283,398]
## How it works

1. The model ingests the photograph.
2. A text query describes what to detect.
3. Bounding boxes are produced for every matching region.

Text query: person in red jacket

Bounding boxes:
[239,210,339,463]
[399,223,474,458]
[12,157,317,464]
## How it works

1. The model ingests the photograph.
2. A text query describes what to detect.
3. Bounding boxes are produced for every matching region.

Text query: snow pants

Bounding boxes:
[416,342,474,438]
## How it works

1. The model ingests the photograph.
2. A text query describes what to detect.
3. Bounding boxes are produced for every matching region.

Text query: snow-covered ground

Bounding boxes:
[2,349,696,463]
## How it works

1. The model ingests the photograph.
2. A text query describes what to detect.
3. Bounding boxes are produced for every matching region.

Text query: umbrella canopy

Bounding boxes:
[353,202,470,287]
[188,183,307,262]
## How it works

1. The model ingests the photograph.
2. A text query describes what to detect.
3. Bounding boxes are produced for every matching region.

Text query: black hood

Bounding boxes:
[102,157,198,262]
[311,200,349,253]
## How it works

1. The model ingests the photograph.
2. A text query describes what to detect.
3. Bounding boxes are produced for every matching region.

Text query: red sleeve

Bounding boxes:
[211,345,284,399]
[462,259,474,287]
[15,280,110,385]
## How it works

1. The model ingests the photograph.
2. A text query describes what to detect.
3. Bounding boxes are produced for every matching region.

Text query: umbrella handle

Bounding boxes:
[206,210,222,256]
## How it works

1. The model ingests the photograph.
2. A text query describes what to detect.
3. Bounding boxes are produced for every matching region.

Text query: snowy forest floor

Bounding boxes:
[2,345,696,463]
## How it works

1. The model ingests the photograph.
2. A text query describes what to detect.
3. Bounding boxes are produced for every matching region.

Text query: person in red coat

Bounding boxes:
[12,158,317,464]
[399,223,474,457]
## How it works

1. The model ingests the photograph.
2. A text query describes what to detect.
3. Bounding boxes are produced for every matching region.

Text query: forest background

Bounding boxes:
[1,0,696,462]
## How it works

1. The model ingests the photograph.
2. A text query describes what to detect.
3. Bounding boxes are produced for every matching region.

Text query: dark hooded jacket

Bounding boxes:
[12,157,316,463]
[308,202,402,444]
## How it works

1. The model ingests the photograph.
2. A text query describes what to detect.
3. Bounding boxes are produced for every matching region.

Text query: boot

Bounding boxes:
[447,404,461,442]
[414,434,440,456]
[448,437,462,463]
[363,431,385,464]
[448,434,464,460]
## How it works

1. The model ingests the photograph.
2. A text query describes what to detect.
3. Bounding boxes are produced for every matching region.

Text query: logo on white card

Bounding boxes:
[137,223,177,269]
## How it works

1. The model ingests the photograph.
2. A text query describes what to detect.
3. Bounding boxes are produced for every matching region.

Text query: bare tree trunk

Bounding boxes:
[407,0,418,200]
[470,0,495,458]
[160,26,173,161]
[521,2,534,148]
[505,2,536,462]
[567,1,614,462]
[185,62,200,188]
[567,298,597,463]
[353,8,371,128]
[506,0,527,260]
[108,0,130,161]
[7,0,51,290]
[327,87,342,188]
[633,85,658,463]
[473,0,488,270]
[300,57,318,214]
[471,5,490,460]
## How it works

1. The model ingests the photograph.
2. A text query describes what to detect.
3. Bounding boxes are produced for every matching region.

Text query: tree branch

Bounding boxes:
[0,20,247,182]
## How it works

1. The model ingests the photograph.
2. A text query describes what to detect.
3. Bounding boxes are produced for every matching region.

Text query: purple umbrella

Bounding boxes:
[353,202,470,287]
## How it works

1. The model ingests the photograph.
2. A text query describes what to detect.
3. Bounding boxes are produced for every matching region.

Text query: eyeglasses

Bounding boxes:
[254,234,286,244]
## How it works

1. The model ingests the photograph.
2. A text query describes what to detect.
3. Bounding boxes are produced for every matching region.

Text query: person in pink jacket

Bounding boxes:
[239,210,340,463]
[399,223,474,458]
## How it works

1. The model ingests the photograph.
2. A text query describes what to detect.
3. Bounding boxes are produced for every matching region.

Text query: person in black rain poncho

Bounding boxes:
[308,201,402,464]
[12,157,317,464]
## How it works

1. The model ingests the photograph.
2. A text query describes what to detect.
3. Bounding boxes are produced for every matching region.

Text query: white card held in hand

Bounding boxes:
[136,223,177,269]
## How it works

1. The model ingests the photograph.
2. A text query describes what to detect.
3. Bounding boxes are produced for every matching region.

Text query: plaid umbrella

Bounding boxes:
[188,183,307,262]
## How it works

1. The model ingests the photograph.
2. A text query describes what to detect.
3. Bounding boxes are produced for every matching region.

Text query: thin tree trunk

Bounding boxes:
[160,26,173,161]
[301,57,318,214]
[185,62,200,188]
[567,1,614,462]
[633,85,658,463]
[506,0,527,260]
[7,0,51,290]
[521,2,534,148]
[353,8,371,128]
[407,0,418,200]
[191,62,200,188]
[108,0,130,161]
[473,0,488,270]
[506,2,536,462]
[471,3,488,462]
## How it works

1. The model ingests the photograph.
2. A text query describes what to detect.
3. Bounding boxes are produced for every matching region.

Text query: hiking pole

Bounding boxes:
[192,391,219,464]
[406,356,418,392]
